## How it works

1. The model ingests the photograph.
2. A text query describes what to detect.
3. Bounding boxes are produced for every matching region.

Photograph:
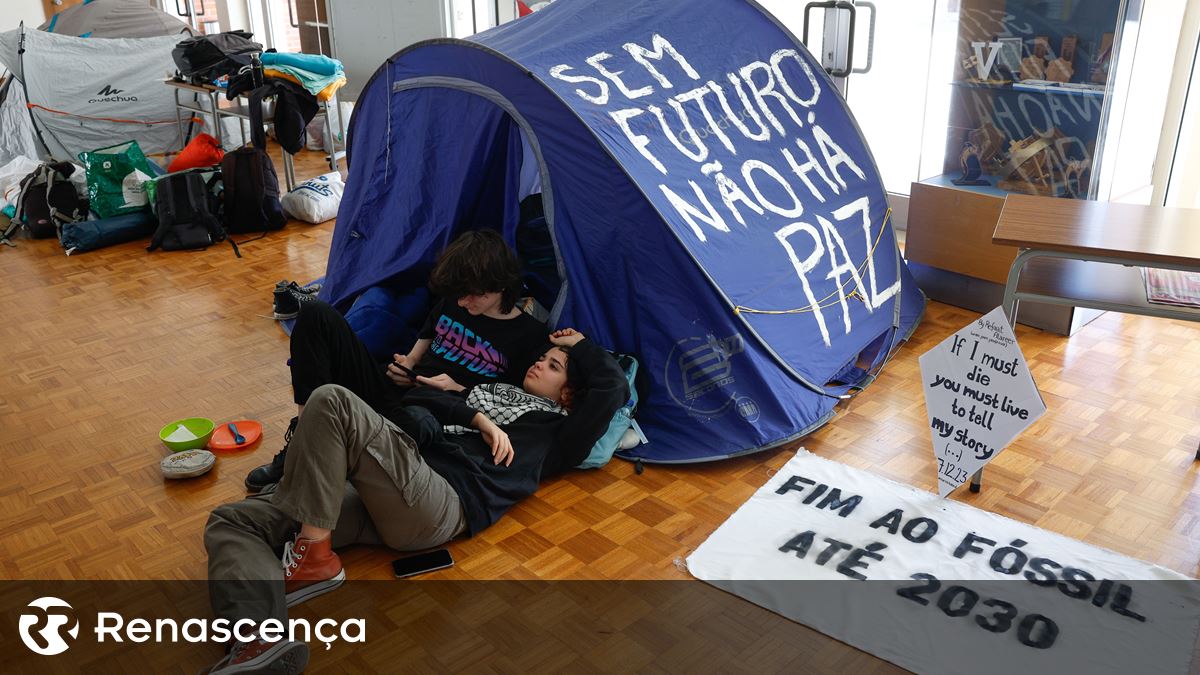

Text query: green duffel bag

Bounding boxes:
[78,140,158,218]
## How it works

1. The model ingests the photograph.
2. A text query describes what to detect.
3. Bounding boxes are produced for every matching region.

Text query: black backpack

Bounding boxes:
[11,162,86,241]
[148,169,240,255]
[221,146,286,234]
[171,31,262,84]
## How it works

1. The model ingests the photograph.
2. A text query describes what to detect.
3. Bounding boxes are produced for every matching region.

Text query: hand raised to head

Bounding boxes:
[549,327,586,347]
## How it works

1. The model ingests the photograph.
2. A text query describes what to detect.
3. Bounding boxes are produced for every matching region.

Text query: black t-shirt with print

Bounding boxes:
[416,299,548,388]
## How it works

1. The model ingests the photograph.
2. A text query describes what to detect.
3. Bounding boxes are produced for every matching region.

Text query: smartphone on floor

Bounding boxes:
[392,549,454,578]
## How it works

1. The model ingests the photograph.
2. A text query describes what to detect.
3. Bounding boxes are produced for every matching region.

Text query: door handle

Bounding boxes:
[802,0,857,78]
[852,1,875,75]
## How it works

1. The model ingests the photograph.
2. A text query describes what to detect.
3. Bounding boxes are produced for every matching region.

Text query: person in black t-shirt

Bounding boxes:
[244,230,549,493]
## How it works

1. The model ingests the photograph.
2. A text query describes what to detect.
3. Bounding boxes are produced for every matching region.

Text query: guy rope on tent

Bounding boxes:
[25,102,198,128]
[733,208,895,317]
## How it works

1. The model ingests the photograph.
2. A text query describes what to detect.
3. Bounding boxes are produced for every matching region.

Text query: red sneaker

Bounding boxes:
[208,635,308,674]
[282,534,345,607]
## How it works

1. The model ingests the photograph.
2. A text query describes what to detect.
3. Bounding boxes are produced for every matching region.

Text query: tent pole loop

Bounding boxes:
[17,23,56,159]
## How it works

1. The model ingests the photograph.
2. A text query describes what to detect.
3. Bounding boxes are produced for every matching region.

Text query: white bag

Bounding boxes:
[0,155,43,211]
[281,172,343,224]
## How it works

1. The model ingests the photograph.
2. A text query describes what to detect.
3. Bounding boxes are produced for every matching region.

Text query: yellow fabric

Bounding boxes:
[263,68,346,102]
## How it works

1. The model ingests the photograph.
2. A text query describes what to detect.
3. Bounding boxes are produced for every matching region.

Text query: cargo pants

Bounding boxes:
[204,384,466,624]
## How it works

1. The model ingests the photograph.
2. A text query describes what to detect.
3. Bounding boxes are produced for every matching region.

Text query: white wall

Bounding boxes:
[5,0,46,32]
[328,0,449,101]
[1156,0,1200,208]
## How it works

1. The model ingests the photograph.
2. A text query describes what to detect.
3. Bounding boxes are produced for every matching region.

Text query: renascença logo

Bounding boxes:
[16,596,365,655]
[19,597,79,655]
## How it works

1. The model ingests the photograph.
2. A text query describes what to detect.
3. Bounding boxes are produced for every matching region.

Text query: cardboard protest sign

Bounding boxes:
[918,307,1046,496]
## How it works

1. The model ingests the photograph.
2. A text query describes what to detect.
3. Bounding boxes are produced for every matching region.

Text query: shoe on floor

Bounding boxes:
[207,635,308,674]
[282,533,345,608]
[272,281,321,320]
[245,417,298,493]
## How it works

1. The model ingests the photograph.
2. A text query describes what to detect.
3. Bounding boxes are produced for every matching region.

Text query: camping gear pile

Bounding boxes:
[0,0,345,254]
[0,123,290,255]
[322,0,926,465]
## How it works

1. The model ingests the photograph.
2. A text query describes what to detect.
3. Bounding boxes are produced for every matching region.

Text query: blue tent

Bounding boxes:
[322,0,926,463]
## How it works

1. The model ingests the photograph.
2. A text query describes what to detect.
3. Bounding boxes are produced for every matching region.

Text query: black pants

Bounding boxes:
[289,300,414,428]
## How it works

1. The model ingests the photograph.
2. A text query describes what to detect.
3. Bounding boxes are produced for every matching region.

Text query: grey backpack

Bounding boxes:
[8,162,85,243]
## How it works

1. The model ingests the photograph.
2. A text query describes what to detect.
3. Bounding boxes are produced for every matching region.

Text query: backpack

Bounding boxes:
[221,146,286,234]
[12,162,86,240]
[147,169,239,255]
[580,353,645,469]
[171,31,262,84]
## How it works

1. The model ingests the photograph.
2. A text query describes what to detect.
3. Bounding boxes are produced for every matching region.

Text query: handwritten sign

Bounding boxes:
[918,307,1046,496]
[688,450,1199,675]
[542,31,901,355]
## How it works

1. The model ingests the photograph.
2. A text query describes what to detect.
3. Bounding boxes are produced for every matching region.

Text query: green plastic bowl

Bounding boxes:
[159,417,216,452]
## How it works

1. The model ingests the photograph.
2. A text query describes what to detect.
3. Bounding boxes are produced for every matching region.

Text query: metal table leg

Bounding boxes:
[322,99,336,173]
[971,248,1033,494]
[283,149,296,192]
[174,89,186,147]
[208,90,223,148]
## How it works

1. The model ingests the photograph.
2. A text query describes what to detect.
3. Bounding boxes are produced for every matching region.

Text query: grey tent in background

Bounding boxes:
[0,80,40,163]
[0,26,185,164]
[0,2,237,166]
[39,0,192,39]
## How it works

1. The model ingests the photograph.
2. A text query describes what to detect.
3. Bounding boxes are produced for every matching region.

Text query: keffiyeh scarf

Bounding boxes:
[444,383,566,435]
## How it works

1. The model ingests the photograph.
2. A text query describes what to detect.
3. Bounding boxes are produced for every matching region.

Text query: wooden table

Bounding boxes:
[971,194,1200,491]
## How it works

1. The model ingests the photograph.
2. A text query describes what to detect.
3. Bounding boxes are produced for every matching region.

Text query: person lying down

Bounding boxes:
[202,328,627,673]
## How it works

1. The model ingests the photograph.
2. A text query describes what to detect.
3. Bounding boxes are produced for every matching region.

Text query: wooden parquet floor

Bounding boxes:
[2,146,1199,593]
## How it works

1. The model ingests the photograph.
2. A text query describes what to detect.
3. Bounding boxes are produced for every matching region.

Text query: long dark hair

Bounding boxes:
[551,344,588,410]
[429,230,523,312]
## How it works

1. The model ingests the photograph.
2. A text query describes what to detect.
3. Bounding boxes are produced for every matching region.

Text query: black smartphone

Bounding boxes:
[390,361,418,378]
[391,549,454,578]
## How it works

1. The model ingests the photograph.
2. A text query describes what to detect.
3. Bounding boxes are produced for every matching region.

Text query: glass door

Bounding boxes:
[260,0,330,55]
[759,0,940,225]
[168,0,226,34]
[840,2,939,201]
[445,0,519,38]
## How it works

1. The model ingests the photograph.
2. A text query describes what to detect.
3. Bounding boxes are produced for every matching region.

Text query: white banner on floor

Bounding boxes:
[919,306,1046,496]
[688,450,1200,675]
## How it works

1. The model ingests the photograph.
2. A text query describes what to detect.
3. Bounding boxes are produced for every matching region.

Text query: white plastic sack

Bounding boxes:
[67,162,88,200]
[0,155,41,210]
[281,172,343,224]
[304,101,352,152]
[305,117,327,151]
